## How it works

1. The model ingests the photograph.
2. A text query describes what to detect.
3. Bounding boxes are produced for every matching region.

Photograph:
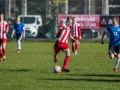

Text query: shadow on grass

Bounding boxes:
[42,73,120,82]
[8,51,53,55]
[0,69,31,72]
[69,74,120,77]
[42,78,120,82]
[43,78,120,82]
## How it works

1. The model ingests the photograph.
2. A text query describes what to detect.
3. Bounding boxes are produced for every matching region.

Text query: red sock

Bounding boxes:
[63,56,70,69]
[0,50,2,58]
[75,44,78,51]
[72,43,75,52]
[3,48,6,56]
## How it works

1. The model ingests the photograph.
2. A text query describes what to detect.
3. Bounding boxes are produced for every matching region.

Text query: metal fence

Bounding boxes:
[0,0,120,41]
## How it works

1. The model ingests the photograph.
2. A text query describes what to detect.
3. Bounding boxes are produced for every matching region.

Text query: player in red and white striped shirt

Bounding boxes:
[70,17,81,55]
[54,17,80,72]
[0,13,9,61]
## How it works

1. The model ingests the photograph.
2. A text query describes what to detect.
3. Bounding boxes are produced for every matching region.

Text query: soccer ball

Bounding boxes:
[53,65,61,73]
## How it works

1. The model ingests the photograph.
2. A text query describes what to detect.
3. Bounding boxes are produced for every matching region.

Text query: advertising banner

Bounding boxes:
[58,14,100,29]
[100,15,120,27]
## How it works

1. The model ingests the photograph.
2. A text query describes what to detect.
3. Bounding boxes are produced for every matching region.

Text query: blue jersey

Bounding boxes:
[13,22,25,34]
[105,24,120,46]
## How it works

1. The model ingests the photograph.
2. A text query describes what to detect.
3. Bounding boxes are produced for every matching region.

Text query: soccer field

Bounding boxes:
[0,41,120,90]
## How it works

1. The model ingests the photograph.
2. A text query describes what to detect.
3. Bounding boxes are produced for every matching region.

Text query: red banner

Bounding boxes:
[58,14,100,29]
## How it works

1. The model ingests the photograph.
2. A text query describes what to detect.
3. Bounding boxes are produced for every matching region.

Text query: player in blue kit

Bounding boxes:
[11,16,25,53]
[101,16,120,71]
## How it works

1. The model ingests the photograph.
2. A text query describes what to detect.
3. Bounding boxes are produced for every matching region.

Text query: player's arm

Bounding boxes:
[101,25,110,44]
[11,29,15,38]
[78,26,81,40]
[6,23,9,33]
[59,27,66,31]
[23,27,25,38]
[11,25,15,38]
[58,25,67,31]
[55,29,62,41]
[70,34,80,45]
[101,30,107,44]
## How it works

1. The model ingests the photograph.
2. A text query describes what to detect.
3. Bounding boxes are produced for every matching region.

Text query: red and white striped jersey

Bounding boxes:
[71,23,81,37]
[56,24,70,43]
[0,20,8,39]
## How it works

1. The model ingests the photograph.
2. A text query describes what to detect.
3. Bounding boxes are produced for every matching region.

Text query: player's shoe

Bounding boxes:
[62,68,70,72]
[72,52,75,55]
[54,60,57,63]
[113,68,117,72]
[3,56,6,61]
[75,51,77,55]
[17,49,21,53]
[0,57,3,61]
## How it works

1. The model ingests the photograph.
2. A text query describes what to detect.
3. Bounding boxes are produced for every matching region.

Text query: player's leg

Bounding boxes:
[0,39,3,61]
[2,40,6,60]
[16,34,19,52]
[72,41,75,54]
[113,54,120,71]
[54,53,58,63]
[109,53,114,59]
[108,46,114,59]
[62,48,70,72]
[17,39,21,51]
[53,41,60,63]
[0,45,3,61]
[75,37,79,54]
[17,34,22,52]
[113,45,120,71]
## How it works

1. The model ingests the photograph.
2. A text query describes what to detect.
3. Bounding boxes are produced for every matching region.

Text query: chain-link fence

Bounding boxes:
[0,0,120,41]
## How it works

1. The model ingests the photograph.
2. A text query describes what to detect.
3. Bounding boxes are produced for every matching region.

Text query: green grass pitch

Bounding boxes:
[0,41,120,90]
